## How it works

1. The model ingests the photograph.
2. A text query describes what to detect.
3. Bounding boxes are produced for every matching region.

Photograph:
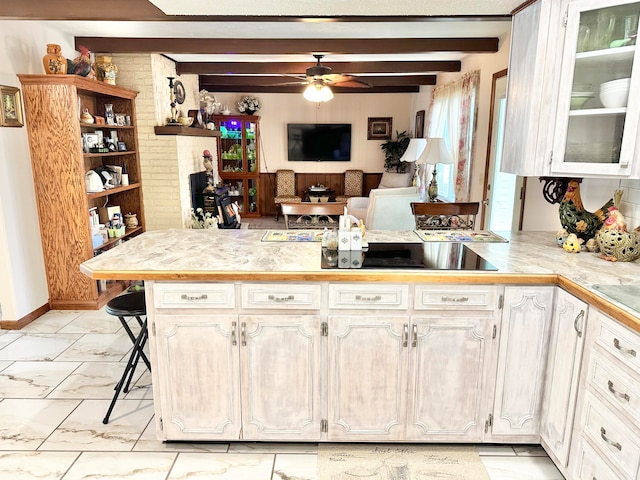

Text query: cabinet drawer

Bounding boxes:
[575,439,628,480]
[414,285,497,310]
[241,283,321,310]
[581,391,640,480]
[595,316,640,372]
[153,282,235,309]
[588,350,640,426]
[328,284,408,310]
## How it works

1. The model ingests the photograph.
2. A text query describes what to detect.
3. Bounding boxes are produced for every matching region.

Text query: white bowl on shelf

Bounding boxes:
[599,78,631,108]
[570,92,594,109]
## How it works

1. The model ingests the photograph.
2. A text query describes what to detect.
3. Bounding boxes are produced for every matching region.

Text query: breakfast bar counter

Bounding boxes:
[80,229,640,330]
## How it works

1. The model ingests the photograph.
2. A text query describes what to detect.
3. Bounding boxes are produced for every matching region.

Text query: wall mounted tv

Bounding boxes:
[287,123,352,162]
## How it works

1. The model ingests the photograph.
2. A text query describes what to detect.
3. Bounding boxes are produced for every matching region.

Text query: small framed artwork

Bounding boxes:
[115,113,126,126]
[367,117,392,140]
[0,86,24,127]
[415,110,425,138]
[117,141,127,151]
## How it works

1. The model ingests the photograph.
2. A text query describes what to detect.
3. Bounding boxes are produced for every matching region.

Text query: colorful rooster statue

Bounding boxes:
[595,205,640,262]
[559,180,613,241]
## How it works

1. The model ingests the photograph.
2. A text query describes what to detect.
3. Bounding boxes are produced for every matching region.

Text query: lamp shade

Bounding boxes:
[303,83,334,102]
[399,138,427,162]
[417,137,454,165]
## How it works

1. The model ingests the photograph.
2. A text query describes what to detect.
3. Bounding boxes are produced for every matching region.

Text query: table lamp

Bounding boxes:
[417,137,454,201]
[398,138,427,186]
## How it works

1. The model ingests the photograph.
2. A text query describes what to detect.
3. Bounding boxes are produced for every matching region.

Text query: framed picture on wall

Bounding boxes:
[415,110,425,138]
[367,117,392,140]
[0,86,24,127]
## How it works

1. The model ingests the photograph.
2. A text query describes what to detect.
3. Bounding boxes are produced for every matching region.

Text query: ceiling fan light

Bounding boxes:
[303,83,333,102]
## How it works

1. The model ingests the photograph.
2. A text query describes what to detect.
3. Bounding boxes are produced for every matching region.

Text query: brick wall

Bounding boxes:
[620,179,640,230]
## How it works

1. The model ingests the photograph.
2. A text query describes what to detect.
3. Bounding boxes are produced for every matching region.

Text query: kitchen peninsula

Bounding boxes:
[81,229,640,480]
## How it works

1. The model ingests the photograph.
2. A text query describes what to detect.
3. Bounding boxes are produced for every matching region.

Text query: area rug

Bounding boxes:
[261,230,324,242]
[318,444,490,480]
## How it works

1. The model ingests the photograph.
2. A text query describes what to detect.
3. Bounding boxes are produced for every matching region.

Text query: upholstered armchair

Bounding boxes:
[335,169,364,203]
[346,170,415,222]
[348,186,420,230]
[273,169,301,220]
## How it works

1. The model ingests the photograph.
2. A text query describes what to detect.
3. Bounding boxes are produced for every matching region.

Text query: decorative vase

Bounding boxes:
[124,213,139,229]
[42,44,67,75]
[94,55,118,85]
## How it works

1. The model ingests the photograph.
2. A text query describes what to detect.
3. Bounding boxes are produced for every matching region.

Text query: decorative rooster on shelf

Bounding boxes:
[559,179,614,241]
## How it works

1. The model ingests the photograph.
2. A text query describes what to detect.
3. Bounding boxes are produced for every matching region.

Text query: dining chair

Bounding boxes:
[411,202,480,230]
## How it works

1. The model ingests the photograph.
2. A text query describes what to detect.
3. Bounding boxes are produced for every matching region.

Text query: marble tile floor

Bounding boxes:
[0,309,565,479]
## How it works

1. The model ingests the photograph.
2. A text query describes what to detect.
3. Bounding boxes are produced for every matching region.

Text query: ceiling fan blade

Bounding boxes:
[323,74,372,88]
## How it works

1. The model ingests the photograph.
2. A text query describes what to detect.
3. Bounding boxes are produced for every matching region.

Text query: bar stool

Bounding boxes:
[103,291,150,424]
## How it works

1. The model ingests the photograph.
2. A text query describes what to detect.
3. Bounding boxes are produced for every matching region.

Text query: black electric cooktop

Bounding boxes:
[321,242,498,271]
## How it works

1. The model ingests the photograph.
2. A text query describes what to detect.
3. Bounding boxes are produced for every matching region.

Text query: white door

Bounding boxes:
[328,315,408,441]
[153,314,242,441]
[491,286,554,441]
[406,315,497,442]
[540,289,588,467]
[483,69,525,231]
[239,315,323,441]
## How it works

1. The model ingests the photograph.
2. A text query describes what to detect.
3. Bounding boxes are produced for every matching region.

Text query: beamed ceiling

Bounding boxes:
[0,0,524,94]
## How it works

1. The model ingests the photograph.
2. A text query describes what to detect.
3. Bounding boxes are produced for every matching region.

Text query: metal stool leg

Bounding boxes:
[103,319,148,424]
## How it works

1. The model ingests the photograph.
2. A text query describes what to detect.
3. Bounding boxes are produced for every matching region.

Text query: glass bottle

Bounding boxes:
[105,104,115,126]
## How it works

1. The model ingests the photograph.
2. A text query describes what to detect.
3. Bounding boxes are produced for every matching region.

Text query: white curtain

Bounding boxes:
[426,70,480,201]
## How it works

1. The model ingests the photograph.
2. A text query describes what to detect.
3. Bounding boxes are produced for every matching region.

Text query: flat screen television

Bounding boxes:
[287,123,352,162]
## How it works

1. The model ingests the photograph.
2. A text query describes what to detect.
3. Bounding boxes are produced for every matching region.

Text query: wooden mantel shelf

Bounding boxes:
[154,126,221,137]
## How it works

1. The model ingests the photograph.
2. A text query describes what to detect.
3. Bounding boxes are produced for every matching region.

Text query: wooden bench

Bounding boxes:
[281,202,347,229]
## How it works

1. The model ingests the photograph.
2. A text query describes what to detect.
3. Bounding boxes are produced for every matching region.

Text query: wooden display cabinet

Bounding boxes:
[215,115,260,217]
[18,74,145,309]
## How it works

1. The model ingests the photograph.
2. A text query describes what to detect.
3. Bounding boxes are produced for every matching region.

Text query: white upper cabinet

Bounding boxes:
[552,0,640,177]
[502,0,640,178]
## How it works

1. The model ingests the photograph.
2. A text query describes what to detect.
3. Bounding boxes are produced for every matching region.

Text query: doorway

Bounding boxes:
[482,69,525,231]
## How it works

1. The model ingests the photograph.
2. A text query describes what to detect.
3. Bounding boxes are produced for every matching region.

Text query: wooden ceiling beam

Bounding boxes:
[177,61,460,75]
[198,75,436,87]
[75,37,499,55]
[198,84,420,94]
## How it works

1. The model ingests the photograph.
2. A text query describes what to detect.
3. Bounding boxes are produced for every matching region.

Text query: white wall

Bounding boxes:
[210,92,414,173]
[0,21,75,322]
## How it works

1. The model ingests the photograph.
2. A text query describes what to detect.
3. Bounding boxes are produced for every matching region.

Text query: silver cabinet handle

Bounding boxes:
[600,427,622,451]
[613,338,637,357]
[607,380,630,402]
[231,321,237,346]
[441,296,469,303]
[573,310,584,337]
[411,324,418,347]
[355,295,382,302]
[402,324,408,347]
[181,294,208,301]
[267,294,294,302]
[241,322,247,346]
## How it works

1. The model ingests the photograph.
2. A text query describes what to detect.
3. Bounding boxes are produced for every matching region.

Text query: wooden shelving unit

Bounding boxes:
[18,74,145,309]
[154,125,221,137]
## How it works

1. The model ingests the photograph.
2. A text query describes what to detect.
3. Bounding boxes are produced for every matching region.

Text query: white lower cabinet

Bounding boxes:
[327,284,500,442]
[540,288,588,467]
[490,286,554,441]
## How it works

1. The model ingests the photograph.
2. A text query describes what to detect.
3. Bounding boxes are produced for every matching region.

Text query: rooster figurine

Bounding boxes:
[559,180,613,241]
[595,206,640,262]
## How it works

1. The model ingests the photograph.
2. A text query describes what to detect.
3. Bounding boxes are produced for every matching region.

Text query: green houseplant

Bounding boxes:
[381,130,410,172]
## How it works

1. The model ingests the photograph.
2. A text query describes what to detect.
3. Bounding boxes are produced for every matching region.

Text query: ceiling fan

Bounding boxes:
[276,54,372,102]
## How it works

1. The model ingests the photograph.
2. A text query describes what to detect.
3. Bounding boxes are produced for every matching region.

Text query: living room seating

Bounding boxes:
[273,169,301,220]
[346,170,415,222]
[348,186,420,230]
[335,169,364,202]
[411,202,480,230]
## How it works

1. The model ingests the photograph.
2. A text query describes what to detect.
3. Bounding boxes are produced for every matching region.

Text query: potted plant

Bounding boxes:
[380,130,410,172]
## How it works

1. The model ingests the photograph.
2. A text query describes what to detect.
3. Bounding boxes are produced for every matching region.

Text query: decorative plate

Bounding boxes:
[174,80,186,104]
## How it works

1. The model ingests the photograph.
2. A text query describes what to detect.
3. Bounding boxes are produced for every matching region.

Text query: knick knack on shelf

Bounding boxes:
[94,55,118,85]
[42,44,67,75]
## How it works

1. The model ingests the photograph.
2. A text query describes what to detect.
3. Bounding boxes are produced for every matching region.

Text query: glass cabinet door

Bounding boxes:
[246,121,258,173]
[219,117,245,173]
[553,0,640,176]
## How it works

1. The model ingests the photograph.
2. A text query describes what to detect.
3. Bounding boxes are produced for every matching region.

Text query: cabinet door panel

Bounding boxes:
[240,315,322,440]
[154,314,241,440]
[541,288,588,467]
[328,315,408,441]
[407,315,495,442]
[492,286,554,439]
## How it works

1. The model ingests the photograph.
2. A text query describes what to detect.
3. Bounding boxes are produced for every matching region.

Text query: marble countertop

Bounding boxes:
[80,229,640,329]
